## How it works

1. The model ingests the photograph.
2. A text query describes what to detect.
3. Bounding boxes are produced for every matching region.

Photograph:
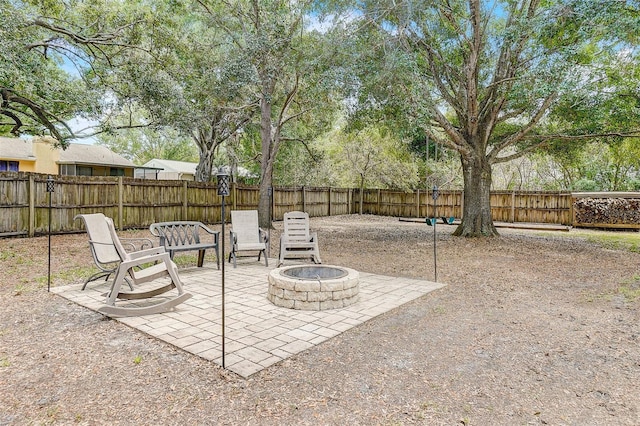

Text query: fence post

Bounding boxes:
[28,174,35,237]
[231,182,237,210]
[328,187,332,216]
[182,180,188,220]
[118,176,124,229]
[511,191,516,223]
[416,189,421,218]
[302,186,306,213]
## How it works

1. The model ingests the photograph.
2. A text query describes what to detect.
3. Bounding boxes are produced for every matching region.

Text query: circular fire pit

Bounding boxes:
[268,265,360,310]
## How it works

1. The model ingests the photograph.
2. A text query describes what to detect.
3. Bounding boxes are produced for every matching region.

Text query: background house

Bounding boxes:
[0,136,36,172]
[138,159,196,180]
[0,136,136,176]
[138,158,258,183]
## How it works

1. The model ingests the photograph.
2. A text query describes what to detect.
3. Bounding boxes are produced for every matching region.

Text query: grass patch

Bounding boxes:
[33,266,97,289]
[171,253,219,268]
[538,229,640,252]
[616,275,640,302]
[582,232,640,252]
[594,275,640,304]
[0,248,17,261]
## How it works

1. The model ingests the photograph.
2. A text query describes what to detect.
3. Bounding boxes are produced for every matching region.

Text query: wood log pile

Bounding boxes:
[574,197,640,224]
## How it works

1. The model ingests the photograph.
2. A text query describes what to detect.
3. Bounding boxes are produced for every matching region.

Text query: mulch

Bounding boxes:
[0,214,639,425]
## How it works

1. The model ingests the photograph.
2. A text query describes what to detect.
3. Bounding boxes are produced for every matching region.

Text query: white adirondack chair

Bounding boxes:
[278,211,322,267]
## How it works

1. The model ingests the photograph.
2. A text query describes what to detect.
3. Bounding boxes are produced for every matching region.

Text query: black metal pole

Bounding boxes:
[48,191,52,292]
[46,175,54,292]
[217,170,230,370]
[221,195,226,369]
[432,185,439,282]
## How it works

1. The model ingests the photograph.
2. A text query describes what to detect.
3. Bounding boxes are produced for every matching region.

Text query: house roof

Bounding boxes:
[0,136,135,168]
[142,159,257,178]
[0,137,36,161]
[58,143,135,168]
[142,159,196,174]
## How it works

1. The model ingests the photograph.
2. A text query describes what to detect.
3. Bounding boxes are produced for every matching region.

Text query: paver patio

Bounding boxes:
[52,260,445,378]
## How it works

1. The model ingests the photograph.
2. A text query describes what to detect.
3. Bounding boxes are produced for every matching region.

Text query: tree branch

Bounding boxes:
[488,92,557,161]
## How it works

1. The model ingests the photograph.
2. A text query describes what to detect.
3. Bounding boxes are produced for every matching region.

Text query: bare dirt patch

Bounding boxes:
[1,215,639,425]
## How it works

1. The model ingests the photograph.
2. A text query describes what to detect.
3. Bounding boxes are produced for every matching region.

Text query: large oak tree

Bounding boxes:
[339,0,640,236]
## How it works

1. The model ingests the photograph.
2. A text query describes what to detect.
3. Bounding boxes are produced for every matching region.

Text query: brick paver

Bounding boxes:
[52,260,445,377]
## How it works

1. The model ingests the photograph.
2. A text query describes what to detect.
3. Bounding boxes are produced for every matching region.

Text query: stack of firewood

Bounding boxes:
[574,197,640,224]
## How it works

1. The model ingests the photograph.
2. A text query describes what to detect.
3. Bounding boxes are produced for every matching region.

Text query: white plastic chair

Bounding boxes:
[228,210,269,267]
[278,211,322,267]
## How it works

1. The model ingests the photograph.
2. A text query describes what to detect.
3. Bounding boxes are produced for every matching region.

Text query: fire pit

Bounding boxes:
[268,265,360,310]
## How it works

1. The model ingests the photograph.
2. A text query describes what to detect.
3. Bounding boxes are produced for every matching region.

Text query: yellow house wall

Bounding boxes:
[32,138,60,174]
[18,160,36,172]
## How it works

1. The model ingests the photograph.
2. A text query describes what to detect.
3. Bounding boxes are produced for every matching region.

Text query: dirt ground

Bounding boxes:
[0,214,639,425]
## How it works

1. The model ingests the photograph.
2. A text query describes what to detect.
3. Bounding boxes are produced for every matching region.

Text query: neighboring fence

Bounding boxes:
[352,188,573,225]
[2,172,638,237]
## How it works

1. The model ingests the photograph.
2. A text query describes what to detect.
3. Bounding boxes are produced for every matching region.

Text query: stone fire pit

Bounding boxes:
[267,265,360,310]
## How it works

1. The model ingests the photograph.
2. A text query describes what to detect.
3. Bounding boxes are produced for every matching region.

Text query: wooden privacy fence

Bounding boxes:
[353,188,574,225]
[0,173,352,236]
[2,172,638,237]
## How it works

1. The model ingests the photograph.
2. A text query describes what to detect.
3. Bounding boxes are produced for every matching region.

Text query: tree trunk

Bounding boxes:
[258,95,274,229]
[358,176,365,214]
[258,177,272,228]
[194,131,220,182]
[453,153,498,237]
[195,146,214,182]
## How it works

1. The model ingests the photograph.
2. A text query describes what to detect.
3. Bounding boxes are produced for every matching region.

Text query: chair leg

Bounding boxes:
[277,239,284,267]
[81,270,113,290]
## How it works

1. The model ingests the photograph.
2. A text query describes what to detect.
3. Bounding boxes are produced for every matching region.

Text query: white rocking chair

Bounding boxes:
[97,216,191,317]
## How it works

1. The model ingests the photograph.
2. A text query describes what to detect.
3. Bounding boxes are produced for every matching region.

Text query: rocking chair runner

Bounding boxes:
[278,211,322,267]
[96,216,191,317]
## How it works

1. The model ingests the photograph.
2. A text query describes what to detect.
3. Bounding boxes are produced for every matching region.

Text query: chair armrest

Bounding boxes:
[259,228,269,243]
[229,230,238,244]
[119,251,171,271]
[126,246,166,260]
[120,237,154,252]
[199,223,219,237]
[148,224,161,238]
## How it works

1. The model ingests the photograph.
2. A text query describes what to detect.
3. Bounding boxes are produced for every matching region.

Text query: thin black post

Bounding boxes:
[46,175,55,292]
[432,185,439,282]
[217,170,230,369]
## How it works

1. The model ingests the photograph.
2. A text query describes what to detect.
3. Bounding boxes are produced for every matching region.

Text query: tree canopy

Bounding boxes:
[3,0,640,237]
[0,0,147,145]
[326,0,640,235]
